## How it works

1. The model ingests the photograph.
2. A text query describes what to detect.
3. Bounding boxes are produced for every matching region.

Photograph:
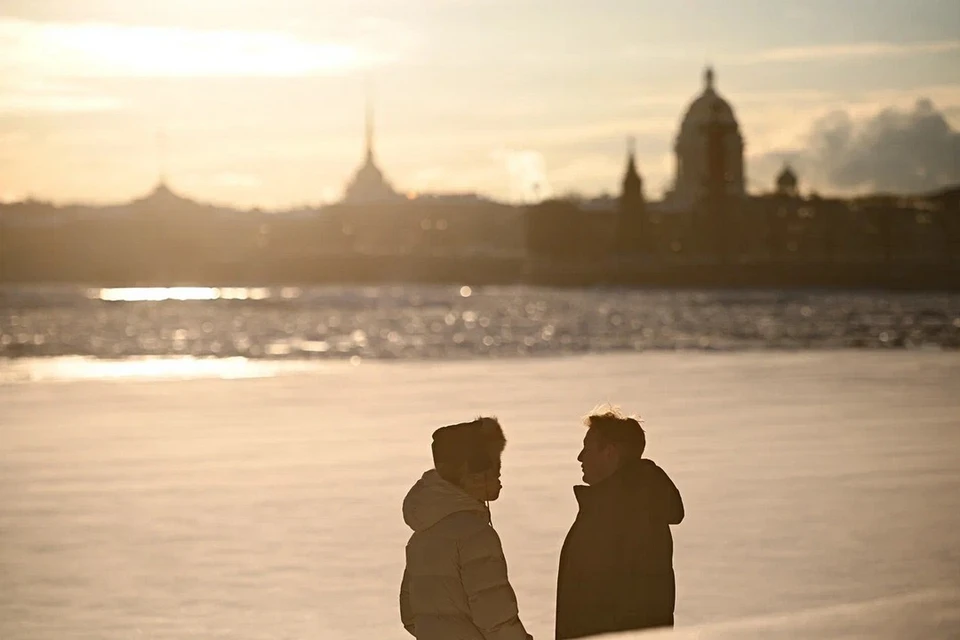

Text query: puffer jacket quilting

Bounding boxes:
[400,470,530,640]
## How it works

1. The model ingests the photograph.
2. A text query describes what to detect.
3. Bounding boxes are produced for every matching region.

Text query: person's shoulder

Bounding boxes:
[418,509,491,541]
[446,509,493,531]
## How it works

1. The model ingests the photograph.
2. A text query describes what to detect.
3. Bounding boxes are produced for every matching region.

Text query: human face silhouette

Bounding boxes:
[462,457,502,502]
[577,428,620,485]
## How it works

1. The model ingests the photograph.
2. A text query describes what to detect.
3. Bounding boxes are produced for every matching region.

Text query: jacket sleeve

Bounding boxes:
[459,522,532,640]
[399,566,416,636]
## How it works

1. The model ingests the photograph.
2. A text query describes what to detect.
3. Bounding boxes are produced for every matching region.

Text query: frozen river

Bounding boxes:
[2,350,959,639]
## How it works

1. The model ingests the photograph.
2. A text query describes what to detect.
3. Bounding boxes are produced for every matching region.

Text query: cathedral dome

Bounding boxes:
[776,163,799,196]
[677,67,740,142]
[777,164,797,187]
[663,66,746,211]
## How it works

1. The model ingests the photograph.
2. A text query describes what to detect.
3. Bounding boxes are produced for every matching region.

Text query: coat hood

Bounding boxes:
[575,458,684,525]
[402,469,487,532]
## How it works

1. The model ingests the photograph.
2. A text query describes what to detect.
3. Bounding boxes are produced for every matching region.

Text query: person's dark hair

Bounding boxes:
[584,406,645,459]
[432,416,505,484]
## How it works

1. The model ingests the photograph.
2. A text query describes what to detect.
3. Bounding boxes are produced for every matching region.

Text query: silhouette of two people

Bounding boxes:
[399,408,684,640]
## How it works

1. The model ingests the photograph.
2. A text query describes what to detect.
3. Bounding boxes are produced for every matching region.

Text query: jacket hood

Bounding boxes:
[402,469,487,532]
[575,458,684,525]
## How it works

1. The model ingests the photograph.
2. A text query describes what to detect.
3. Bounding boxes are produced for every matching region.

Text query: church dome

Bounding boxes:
[777,164,798,188]
[677,67,740,141]
[131,180,193,208]
[663,66,746,210]
[776,163,799,196]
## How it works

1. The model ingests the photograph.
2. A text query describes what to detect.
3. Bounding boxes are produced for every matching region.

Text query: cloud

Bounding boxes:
[728,40,960,65]
[753,98,960,195]
[0,18,399,80]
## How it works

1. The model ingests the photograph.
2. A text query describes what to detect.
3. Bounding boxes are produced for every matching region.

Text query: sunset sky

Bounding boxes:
[1,0,959,208]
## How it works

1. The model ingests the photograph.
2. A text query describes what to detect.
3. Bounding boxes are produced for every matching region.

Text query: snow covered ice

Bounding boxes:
[2,350,959,639]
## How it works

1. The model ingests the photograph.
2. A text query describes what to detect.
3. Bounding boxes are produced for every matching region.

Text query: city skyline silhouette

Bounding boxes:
[1,0,958,208]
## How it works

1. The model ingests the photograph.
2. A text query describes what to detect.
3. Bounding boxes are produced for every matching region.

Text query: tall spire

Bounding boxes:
[623,134,642,190]
[364,77,374,162]
[342,75,401,204]
[704,65,715,91]
[618,133,646,254]
[626,135,638,172]
[156,127,167,186]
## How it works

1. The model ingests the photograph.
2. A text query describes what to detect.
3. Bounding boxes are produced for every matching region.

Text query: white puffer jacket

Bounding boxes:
[399,470,532,640]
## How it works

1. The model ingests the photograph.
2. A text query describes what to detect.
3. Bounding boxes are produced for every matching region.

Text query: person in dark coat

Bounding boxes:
[555,408,684,640]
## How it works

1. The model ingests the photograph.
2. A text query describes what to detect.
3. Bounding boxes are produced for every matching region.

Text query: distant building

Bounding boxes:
[775,163,800,198]
[128,180,192,212]
[663,67,745,211]
[341,99,403,204]
[615,137,648,253]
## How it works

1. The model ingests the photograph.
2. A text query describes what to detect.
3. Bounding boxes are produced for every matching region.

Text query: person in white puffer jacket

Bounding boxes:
[399,417,532,640]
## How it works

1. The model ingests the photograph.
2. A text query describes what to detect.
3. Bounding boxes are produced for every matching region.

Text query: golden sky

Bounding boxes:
[1,0,959,208]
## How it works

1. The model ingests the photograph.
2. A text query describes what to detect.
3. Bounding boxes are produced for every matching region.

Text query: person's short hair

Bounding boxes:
[584,406,646,459]
[432,416,505,483]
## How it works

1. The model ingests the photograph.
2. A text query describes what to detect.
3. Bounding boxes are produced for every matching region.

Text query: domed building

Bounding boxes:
[775,163,799,197]
[663,67,745,211]
[341,100,402,204]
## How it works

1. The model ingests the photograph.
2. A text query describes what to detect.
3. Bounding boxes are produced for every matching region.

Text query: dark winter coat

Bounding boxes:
[555,459,684,639]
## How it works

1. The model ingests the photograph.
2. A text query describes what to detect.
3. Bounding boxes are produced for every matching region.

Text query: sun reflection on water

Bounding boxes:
[0,355,340,384]
[88,287,298,302]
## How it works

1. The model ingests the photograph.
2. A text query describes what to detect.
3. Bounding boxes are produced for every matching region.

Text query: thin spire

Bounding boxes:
[624,135,641,185]
[156,128,167,186]
[625,135,638,173]
[704,65,715,91]
[364,76,374,162]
